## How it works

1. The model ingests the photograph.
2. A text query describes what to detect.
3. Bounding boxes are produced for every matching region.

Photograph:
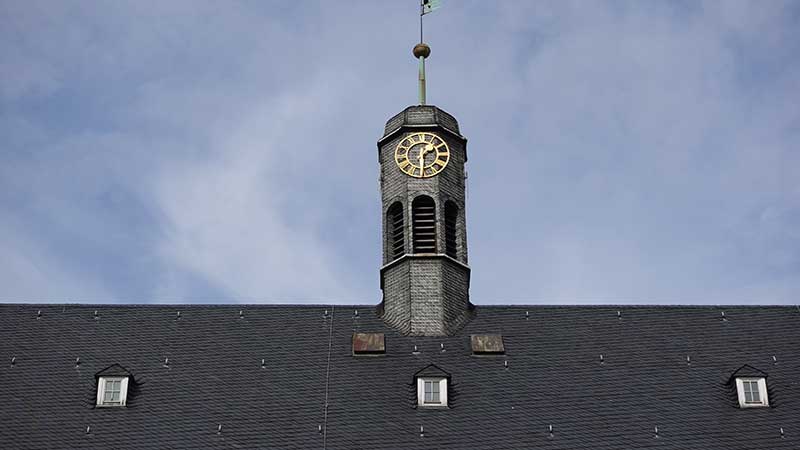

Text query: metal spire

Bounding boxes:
[413,43,431,105]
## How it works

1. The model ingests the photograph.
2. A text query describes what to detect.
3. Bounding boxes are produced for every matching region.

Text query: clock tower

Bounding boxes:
[377,45,473,336]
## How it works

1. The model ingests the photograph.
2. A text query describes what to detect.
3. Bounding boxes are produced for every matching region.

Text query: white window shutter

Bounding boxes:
[96,378,105,406]
[120,377,129,406]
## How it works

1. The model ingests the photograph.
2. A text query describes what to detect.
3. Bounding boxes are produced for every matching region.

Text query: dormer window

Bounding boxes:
[95,364,133,407]
[736,378,768,408]
[97,376,129,407]
[418,378,447,406]
[414,364,450,408]
[424,379,439,403]
[729,364,769,408]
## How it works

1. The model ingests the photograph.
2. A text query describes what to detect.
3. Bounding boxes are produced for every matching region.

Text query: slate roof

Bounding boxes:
[1,304,799,449]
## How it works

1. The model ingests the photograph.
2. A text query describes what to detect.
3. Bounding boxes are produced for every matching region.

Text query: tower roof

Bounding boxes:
[382,105,462,140]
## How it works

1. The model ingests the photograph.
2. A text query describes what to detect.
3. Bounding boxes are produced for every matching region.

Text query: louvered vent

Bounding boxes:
[412,196,436,253]
[387,202,405,260]
[445,201,458,258]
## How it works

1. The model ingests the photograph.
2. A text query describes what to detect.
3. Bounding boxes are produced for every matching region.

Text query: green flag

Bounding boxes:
[421,0,442,15]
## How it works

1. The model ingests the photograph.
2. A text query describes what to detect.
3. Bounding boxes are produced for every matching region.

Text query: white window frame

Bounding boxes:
[96,376,129,407]
[417,377,447,407]
[735,377,768,408]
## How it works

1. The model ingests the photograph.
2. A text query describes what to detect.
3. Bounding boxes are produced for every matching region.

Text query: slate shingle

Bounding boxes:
[1,304,798,449]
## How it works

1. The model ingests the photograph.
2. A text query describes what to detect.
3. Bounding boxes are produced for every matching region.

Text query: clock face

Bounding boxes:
[394,132,450,178]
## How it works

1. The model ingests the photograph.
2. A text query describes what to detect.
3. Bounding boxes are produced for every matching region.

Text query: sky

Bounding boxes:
[1,0,799,305]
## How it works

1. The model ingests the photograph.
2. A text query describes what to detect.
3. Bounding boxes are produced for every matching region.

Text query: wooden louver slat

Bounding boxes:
[388,202,405,261]
[413,196,437,253]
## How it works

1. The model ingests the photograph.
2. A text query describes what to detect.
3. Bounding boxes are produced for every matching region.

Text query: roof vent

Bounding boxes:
[75,357,81,368]
[10,356,16,367]
[470,335,505,355]
[548,424,554,439]
[352,333,385,355]
[86,425,91,434]
[37,310,41,319]
[176,311,181,321]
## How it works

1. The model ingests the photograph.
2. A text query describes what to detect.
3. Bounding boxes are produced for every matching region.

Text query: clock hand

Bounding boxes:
[421,144,434,173]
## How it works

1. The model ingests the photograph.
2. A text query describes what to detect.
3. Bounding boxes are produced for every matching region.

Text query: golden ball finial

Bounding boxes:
[413,43,431,59]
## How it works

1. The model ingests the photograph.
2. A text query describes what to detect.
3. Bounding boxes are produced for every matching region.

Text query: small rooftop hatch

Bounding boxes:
[470,334,504,354]
[352,333,385,355]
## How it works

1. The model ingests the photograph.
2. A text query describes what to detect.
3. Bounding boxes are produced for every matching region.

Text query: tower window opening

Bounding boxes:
[387,202,405,261]
[444,201,458,258]
[412,196,437,253]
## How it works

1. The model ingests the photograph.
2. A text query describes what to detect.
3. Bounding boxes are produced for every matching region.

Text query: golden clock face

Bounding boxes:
[394,132,450,178]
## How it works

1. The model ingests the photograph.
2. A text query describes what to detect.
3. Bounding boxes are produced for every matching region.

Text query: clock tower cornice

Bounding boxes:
[377,105,468,162]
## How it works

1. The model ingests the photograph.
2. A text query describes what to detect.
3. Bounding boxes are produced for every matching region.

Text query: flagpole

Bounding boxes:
[420,0,424,43]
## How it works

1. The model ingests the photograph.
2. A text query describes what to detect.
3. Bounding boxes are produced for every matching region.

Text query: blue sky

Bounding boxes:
[1,0,798,305]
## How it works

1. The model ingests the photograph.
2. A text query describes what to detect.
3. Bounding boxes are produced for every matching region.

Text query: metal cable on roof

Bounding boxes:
[322,305,335,450]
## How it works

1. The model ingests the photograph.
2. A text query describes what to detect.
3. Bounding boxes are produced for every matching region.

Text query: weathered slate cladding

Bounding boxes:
[379,105,471,336]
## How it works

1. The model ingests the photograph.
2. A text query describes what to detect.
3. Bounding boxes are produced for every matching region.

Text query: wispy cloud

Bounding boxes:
[0,1,798,304]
